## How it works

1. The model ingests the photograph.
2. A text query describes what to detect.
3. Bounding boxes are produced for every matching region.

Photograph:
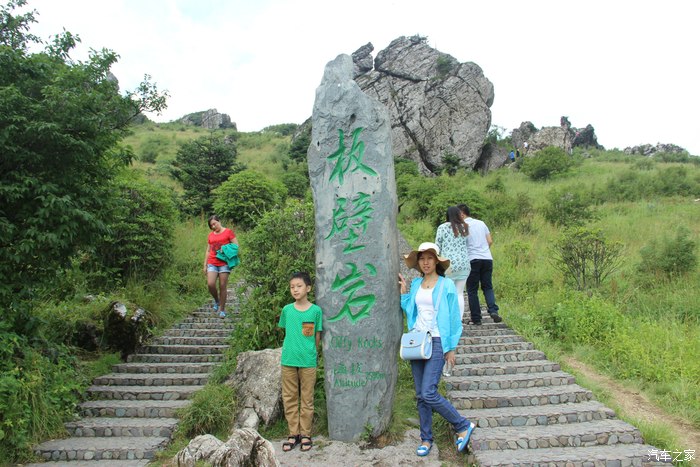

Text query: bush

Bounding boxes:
[232,199,315,352]
[212,170,286,230]
[542,185,595,227]
[520,146,577,181]
[137,134,170,163]
[638,227,697,278]
[551,227,623,290]
[92,171,178,281]
[482,191,533,228]
[280,171,309,199]
[176,384,236,438]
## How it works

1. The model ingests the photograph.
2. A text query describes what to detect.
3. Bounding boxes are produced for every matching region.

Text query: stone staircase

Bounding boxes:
[29,302,234,465]
[449,312,667,466]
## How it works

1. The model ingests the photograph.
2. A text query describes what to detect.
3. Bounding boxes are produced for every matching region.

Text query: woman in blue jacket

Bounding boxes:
[399,242,476,457]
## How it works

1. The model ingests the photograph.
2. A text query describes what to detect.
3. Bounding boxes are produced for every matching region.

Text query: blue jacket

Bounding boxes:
[215,243,240,268]
[400,275,463,353]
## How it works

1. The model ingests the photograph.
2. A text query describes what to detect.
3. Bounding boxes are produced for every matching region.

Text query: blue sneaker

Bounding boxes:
[415,443,432,457]
[456,421,476,452]
[219,311,227,318]
[212,301,219,312]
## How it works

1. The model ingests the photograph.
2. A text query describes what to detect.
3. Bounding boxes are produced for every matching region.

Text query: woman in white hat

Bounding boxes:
[398,242,476,457]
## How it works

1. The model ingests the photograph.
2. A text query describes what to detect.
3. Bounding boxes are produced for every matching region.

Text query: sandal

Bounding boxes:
[282,435,299,452]
[416,442,432,456]
[456,421,476,452]
[300,436,313,452]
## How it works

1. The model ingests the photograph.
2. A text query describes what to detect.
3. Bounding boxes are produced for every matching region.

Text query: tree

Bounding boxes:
[520,146,576,181]
[0,0,168,309]
[171,133,243,215]
[551,228,623,290]
[212,170,286,230]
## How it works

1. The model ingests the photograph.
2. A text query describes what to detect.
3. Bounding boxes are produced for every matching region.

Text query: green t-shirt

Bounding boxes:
[278,303,323,368]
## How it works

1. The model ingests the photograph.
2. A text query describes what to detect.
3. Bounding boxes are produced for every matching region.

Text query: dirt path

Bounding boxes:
[562,356,699,464]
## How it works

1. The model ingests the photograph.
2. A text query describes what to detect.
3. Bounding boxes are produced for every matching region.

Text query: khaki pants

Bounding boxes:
[281,365,316,436]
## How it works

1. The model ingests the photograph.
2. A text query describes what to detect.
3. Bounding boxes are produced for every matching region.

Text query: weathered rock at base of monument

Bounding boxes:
[308,53,402,441]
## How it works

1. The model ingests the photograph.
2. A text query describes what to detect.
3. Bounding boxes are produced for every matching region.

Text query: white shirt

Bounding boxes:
[414,287,441,337]
[465,217,493,261]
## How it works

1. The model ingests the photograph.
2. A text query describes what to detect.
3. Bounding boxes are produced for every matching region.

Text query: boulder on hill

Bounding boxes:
[624,143,690,156]
[511,117,603,155]
[353,35,495,174]
[180,109,236,130]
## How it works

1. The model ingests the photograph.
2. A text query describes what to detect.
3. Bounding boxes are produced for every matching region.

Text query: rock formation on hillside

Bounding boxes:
[511,116,603,155]
[180,109,236,130]
[352,36,495,174]
[624,143,689,156]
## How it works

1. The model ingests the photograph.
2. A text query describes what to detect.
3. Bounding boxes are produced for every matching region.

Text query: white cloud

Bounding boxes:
[23,0,700,154]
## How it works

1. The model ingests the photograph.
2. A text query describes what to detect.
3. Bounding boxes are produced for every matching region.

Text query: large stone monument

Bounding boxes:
[308,54,402,441]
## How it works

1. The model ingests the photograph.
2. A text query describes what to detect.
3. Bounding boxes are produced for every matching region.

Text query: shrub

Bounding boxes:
[137,134,170,163]
[483,191,533,228]
[212,170,286,230]
[91,171,178,281]
[542,185,595,227]
[441,152,460,176]
[232,199,316,352]
[176,384,236,438]
[280,171,309,199]
[638,227,697,278]
[551,227,624,290]
[520,146,576,181]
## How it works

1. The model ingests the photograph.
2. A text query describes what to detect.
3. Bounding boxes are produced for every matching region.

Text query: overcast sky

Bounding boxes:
[23,0,699,155]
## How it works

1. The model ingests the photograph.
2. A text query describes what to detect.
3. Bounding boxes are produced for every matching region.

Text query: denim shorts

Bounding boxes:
[207,264,231,273]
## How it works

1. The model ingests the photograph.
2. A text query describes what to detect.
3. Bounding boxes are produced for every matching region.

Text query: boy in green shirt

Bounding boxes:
[279,272,323,453]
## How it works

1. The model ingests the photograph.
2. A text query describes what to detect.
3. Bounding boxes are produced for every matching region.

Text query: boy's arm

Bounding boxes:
[316,331,321,349]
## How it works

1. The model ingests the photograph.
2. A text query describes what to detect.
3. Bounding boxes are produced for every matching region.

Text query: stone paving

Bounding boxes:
[451,312,669,466]
[28,297,235,465]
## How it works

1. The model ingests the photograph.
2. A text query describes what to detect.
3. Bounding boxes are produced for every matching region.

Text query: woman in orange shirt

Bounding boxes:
[203,215,238,317]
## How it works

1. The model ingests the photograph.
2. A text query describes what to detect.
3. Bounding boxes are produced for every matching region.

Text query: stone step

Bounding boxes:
[162,328,231,337]
[448,384,594,410]
[87,385,200,400]
[181,316,235,324]
[138,344,229,355]
[79,399,191,418]
[463,322,510,330]
[452,359,561,377]
[457,341,534,354]
[470,419,644,452]
[26,461,149,467]
[472,443,667,466]
[456,349,546,365]
[112,362,217,374]
[65,417,178,438]
[151,336,229,346]
[175,322,235,330]
[459,335,525,345]
[462,328,518,337]
[93,373,209,387]
[445,371,575,391]
[460,400,616,428]
[34,436,169,461]
[127,353,224,363]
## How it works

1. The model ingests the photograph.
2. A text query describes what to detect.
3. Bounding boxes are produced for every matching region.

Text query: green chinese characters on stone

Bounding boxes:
[328,263,377,323]
[327,127,378,185]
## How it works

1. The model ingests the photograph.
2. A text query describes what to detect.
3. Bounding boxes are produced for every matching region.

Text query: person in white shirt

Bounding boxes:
[457,204,502,325]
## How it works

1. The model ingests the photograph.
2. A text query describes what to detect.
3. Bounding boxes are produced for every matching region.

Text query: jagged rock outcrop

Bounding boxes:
[180,109,236,130]
[511,118,602,155]
[624,143,689,156]
[353,35,494,174]
[175,430,279,467]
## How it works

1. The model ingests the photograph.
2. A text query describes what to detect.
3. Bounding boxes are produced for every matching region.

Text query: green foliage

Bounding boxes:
[0,324,84,461]
[171,133,243,215]
[288,124,311,163]
[263,123,298,136]
[482,191,533,229]
[91,171,178,281]
[280,170,310,199]
[551,228,623,290]
[441,152,460,176]
[212,170,286,230]
[534,292,623,347]
[0,1,166,309]
[638,227,697,279]
[485,176,505,193]
[601,166,699,202]
[520,146,577,180]
[232,199,315,352]
[176,384,236,438]
[542,185,595,227]
[136,133,170,163]
[435,55,454,77]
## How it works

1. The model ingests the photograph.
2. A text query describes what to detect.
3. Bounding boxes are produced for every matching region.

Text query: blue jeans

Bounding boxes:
[410,338,469,443]
[467,259,499,322]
